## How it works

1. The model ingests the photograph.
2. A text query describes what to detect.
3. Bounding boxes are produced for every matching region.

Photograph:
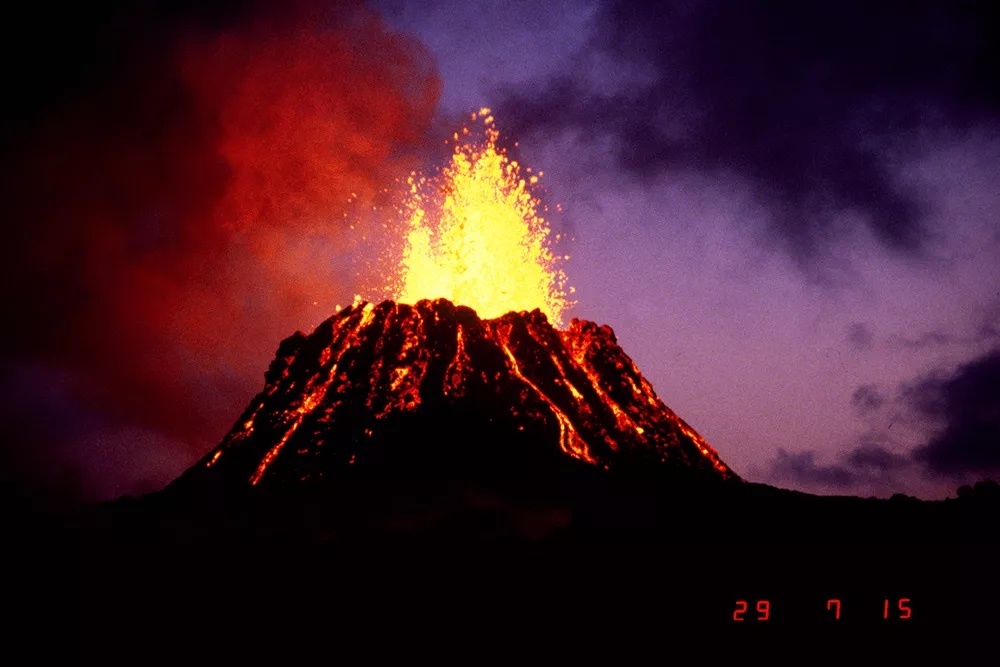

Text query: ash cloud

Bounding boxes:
[499,0,1000,264]
[908,348,1000,475]
[0,0,440,501]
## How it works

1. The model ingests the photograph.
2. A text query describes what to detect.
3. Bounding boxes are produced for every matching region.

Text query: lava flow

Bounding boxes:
[180,298,735,489]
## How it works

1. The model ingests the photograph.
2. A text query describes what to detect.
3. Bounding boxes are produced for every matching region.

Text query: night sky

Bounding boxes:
[1,0,997,503]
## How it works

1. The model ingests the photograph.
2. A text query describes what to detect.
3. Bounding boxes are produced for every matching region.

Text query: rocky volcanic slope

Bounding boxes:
[172,298,736,492]
[83,299,1000,548]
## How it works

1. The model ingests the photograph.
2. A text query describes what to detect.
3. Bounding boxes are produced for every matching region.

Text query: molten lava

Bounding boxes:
[391,108,571,327]
[176,109,736,492]
[186,299,736,489]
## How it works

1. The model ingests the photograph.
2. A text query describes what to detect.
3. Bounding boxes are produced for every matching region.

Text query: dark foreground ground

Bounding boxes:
[5,471,999,664]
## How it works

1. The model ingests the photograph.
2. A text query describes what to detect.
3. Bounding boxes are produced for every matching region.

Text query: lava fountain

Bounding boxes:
[389,108,572,326]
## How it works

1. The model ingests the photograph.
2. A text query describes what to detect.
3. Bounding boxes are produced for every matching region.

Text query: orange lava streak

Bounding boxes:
[676,419,731,477]
[497,331,595,465]
[249,424,299,486]
[250,303,376,486]
[561,336,645,442]
[391,108,572,326]
[443,324,470,397]
[581,363,642,438]
[561,322,733,475]
[544,346,585,403]
[373,303,426,416]
[205,402,264,468]
[250,375,336,485]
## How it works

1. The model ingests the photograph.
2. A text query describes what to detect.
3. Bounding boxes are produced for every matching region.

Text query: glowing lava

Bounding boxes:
[391,108,572,326]
[185,299,737,488]
[177,110,737,491]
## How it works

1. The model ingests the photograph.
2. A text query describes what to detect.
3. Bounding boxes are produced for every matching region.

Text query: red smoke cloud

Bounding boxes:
[0,0,440,500]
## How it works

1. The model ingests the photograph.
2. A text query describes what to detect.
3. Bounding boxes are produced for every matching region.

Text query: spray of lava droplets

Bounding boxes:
[389,108,573,327]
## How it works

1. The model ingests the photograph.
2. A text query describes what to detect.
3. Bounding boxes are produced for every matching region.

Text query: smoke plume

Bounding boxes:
[0,0,440,501]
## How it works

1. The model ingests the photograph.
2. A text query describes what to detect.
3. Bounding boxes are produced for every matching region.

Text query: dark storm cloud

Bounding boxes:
[977,318,1000,342]
[909,348,1000,474]
[892,330,960,349]
[500,0,1000,262]
[770,443,909,489]
[852,385,885,413]
[845,444,909,473]
[889,307,1000,349]
[0,0,440,501]
[771,450,856,488]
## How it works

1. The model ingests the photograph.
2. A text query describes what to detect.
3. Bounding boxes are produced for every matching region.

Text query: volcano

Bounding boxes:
[172,298,736,494]
[52,302,996,662]
[95,112,748,542]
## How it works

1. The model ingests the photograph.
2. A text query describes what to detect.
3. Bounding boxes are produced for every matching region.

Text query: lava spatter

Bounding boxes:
[391,109,572,326]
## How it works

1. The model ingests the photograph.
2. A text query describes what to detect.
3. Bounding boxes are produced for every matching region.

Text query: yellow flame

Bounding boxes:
[391,109,572,326]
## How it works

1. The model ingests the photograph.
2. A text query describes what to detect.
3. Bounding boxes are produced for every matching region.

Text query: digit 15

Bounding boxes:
[884,598,912,619]
[733,600,770,622]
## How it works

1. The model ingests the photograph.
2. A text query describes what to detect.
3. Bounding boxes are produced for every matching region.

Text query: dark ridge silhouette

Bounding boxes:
[7,299,996,659]
[47,298,992,547]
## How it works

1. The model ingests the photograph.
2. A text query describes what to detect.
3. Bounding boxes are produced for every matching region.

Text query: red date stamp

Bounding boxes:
[732,598,912,621]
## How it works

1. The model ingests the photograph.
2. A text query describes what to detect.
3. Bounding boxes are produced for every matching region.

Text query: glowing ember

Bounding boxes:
[390,108,572,326]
